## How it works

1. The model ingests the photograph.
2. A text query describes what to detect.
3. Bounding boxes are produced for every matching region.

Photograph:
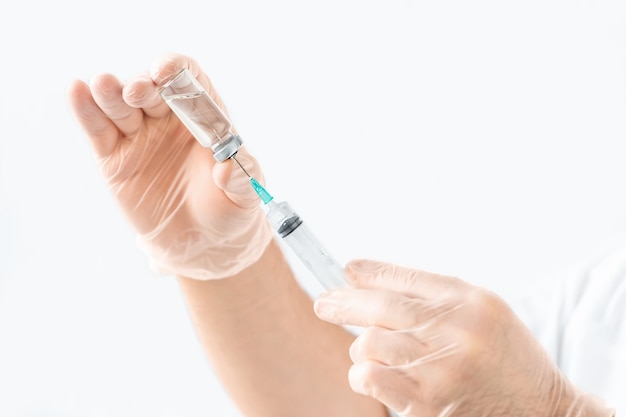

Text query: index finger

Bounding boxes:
[150,53,204,85]
[344,259,468,300]
[314,287,458,330]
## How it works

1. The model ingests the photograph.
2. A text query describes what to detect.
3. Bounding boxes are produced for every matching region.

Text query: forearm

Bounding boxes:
[177,238,387,417]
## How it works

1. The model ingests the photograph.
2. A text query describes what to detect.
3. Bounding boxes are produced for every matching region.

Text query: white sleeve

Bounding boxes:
[511,244,626,416]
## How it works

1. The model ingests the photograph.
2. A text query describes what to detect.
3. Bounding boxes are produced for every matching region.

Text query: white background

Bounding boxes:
[1,0,625,416]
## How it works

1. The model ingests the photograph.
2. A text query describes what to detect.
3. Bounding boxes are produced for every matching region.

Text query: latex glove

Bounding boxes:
[67,54,273,279]
[314,259,615,417]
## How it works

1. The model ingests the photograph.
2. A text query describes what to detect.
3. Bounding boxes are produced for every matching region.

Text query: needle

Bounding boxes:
[230,153,273,204]
[231,153,251,178]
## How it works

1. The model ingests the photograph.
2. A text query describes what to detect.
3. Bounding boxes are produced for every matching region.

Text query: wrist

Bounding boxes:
[141,209,274,280]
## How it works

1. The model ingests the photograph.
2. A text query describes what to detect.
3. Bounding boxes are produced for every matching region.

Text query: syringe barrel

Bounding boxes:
[266,201,347,291]
[266,201,397,416]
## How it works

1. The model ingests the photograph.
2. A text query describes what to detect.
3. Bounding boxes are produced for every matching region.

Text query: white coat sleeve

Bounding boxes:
[511,244,626,416]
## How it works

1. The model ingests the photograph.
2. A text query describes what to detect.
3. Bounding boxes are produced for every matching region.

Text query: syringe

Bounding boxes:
[158,67,347,290]
[239,170,401,417]
[160,66,395,417]
[232,156,347,291]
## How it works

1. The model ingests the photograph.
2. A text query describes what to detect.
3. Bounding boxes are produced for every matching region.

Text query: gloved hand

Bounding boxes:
[314,259,615,417]
[67,54,273,279]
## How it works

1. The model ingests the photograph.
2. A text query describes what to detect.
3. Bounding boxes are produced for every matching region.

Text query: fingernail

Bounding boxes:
[348,363,371,395]
[150,59,180,85]
[314,294,342,321]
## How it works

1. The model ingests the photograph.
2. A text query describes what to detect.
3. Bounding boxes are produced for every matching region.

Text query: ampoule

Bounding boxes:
[158,68,242,162]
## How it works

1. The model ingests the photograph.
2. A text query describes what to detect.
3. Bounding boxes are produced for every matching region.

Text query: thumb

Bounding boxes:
[212,146,264,209]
